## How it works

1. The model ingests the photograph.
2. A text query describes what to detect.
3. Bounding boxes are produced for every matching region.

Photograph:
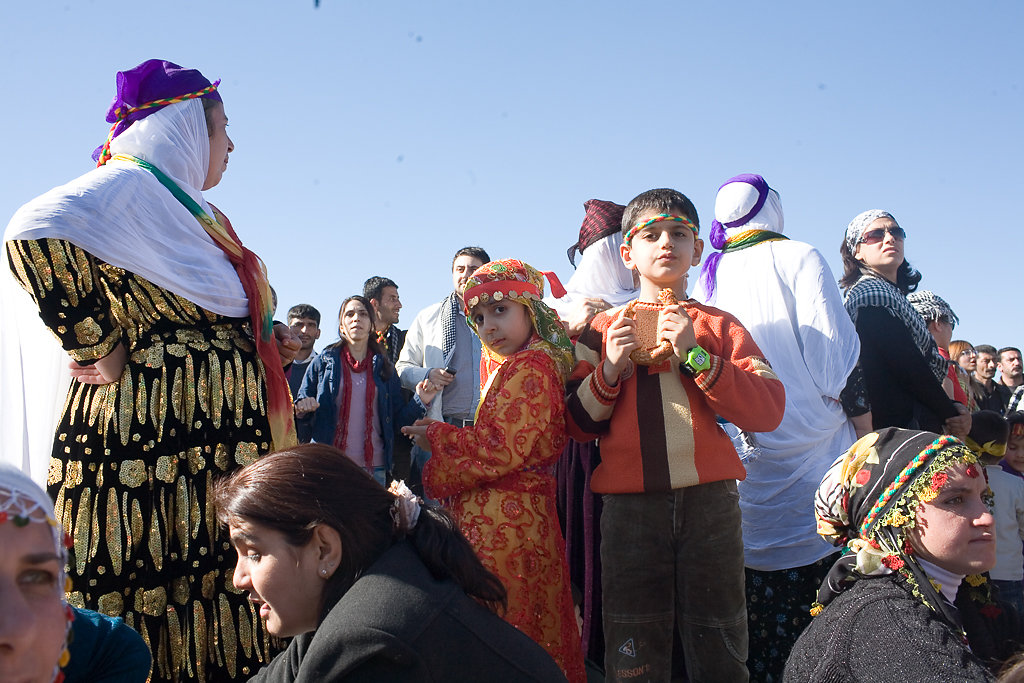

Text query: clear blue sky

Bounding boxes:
[3,1,1021,353]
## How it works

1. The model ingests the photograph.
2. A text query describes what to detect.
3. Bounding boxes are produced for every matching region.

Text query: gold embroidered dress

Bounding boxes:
[7,236,276,681]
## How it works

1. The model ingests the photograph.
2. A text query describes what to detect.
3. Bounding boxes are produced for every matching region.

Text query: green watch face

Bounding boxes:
[686,346,711,372]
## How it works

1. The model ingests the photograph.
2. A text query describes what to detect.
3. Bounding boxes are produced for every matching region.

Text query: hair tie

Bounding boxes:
[387,480,422,534]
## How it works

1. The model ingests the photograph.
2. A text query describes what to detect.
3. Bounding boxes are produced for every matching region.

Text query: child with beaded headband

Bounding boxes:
[786,428,999,680]
[404,258,586,682]
[565,188,785,681]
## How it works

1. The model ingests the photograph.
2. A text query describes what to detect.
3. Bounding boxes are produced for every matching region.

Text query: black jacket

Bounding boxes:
[251,541,567,682]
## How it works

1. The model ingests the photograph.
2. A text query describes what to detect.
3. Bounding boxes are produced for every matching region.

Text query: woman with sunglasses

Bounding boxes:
[838,210,969,437]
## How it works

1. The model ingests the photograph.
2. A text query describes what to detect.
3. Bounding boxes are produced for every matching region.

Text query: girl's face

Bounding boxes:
[339,300,372,345]
[229,519,324,638]
[853,216,905,280]
[957,347,977,373]
[1004,435,1024,473]
[470,300,533,357]
[0,518,68,683]
[907,463,995,576]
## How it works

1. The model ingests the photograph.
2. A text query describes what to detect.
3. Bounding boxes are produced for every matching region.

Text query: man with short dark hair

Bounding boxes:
[998,347,1023,412]
[286,303,321,442]
[363,276,413,480]
[363,276,405,365]
[397,247,490,493]
[974,344,1006,413]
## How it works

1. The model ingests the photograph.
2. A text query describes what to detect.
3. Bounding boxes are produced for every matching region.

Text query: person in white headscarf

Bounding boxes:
[694,173,864,682]
[3,59,295,683]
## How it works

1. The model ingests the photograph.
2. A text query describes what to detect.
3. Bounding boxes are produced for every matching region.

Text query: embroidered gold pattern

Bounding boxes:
[8,238,280,682]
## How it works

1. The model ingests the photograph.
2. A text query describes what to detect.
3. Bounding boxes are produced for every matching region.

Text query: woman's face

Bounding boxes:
[229,519,324,638]
[957,347,978,373]
[0,518,68,683]
[853,216,905,281]
[907,463,995,576]
[203,101,234,190]
[339,300,372,345]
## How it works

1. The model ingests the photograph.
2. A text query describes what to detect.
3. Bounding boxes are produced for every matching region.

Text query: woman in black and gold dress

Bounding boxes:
[3,59,297,682]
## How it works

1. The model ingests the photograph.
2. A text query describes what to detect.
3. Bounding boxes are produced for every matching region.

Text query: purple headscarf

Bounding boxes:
[697,173,772,300]
[91,59,222,161]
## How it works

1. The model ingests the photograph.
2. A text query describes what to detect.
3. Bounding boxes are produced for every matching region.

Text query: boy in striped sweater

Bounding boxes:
[565,188,785,682]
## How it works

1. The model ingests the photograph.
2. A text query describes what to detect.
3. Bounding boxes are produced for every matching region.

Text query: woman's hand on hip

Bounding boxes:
[69,343,127,385]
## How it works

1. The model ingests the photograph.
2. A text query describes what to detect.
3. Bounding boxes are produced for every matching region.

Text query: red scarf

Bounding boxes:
[333,346,377,473]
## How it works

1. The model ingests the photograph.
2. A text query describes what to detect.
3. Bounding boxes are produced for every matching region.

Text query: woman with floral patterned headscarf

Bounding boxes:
[784,428,998,681]
[403,259,585,682]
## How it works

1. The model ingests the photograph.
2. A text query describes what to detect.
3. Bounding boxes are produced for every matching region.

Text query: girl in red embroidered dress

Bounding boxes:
[404,260,586,682]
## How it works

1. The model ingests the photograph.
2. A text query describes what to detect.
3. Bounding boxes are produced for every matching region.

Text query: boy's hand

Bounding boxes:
[603,313,639,386]
[658,305,698,360]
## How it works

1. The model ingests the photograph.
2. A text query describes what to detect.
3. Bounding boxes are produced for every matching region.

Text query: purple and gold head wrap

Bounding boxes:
[462,259,574,383]
[93,59,222,165]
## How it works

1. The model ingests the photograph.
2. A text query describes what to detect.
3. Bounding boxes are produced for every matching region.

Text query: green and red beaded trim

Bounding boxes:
[96,80,221,167]
[858,434,964,537]
[623,214,698,247]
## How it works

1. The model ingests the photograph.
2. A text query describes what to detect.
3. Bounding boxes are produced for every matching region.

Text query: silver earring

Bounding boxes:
[320,568,328,577]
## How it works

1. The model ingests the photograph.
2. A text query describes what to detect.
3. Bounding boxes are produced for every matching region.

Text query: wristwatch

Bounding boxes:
[683,345,711,375]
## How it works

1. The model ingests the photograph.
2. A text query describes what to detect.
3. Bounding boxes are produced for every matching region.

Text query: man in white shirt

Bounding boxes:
[397,246,489,492]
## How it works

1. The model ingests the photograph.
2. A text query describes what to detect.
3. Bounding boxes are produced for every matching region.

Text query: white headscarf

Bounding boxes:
[4,98,248,316]
[546,231,638,319]
[2,98,246,483]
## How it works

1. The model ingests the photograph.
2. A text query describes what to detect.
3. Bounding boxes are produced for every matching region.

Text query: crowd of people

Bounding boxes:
[3,58,1024,683]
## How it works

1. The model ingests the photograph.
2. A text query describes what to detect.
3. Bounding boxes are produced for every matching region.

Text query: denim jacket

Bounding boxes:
[296,346,426,472]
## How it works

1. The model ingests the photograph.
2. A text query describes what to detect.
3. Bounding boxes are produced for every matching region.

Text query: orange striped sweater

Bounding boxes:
[565,299,785,494]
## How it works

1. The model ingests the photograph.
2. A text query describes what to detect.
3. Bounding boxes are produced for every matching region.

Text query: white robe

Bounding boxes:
[696,239,861,570]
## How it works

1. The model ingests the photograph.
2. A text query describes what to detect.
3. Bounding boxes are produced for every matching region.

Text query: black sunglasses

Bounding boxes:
[859,226,906,244]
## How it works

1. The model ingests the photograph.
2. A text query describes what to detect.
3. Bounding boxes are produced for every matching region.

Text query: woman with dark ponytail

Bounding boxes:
[213,443,567,682]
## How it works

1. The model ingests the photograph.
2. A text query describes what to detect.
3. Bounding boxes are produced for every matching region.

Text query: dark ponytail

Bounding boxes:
[408,504,507,612]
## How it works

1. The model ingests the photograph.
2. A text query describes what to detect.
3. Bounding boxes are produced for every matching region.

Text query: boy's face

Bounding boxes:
[620,211,703,290]
[1005,435,1024,473]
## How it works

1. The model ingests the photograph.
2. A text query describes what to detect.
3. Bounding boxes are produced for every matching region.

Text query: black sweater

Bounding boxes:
[783,575,993,682]
[855,306,959,432]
